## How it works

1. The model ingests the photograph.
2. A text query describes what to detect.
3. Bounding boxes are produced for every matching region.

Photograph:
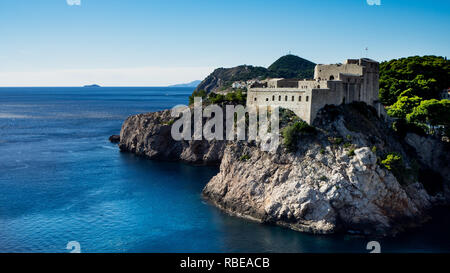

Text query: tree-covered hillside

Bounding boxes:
[268,54,315,79]
[379,56,450,137]
[194,54,316,94]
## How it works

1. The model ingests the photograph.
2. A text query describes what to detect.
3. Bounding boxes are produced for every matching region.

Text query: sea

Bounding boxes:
[0,87,449,253]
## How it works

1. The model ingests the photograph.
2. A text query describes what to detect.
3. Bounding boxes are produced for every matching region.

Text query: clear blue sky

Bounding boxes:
[0,0,449,86]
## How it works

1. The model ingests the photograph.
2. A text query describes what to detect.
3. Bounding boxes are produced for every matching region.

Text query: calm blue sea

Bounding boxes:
[0,87,449,253]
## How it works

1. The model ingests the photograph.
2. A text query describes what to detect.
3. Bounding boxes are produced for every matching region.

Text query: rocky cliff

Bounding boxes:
[118,103,449,236]
[119,109,226,165]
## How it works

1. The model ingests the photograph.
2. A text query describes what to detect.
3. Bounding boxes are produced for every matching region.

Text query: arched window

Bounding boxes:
[254,97,257,101]
[299,96,302,102]
[279,95,281,101]
[306,96,309,102]
[292,96,294,101]
[329,75,334,80]
[272,95,275,101]
[266,98,269,102]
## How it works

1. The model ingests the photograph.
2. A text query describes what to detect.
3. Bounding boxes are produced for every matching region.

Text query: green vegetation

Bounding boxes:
[379,56,450,137]
[279,108,301,126]
[347,148,355,157]
[328,137,343,145]
[379,56,449,106]
[381,153,403,171]
[282,121,316,152]
[268,54,316,79]
[387,95,422,119]
[343,142,352,149]
[189,89,247,106]
[239,154,251,161]
[381,153,407,184]
[406,99,450,136]
[164,119,175,126]
[371,146,377,154]
[188,89,207,105]
[192,54,316,96]
[225,89,246,104]
[319,176,328,182]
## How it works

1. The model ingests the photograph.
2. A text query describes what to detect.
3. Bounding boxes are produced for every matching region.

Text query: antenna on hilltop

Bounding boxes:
[364,47,369,58]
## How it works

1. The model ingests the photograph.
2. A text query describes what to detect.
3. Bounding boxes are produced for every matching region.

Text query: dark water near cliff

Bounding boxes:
[0,87,449,253]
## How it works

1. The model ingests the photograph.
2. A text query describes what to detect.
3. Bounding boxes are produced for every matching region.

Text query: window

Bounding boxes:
[279,95,281,101]
[292,96,294,101]
[272,95,275,101]
[285,96,288,101]
[266,98,269,102]
[329,75,334,80]
[299,96,302,102]
[306,96,309,102]
[254,97,257,101]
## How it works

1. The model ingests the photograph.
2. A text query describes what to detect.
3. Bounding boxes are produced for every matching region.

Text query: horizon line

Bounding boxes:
[0,85,199,88]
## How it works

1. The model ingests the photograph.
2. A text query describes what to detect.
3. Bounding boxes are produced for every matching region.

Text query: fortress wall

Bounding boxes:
[247,59,380,124]
[298,80,322,90]
[359,59,379,105]
[310,85,344,122]
[247,88,313,123]
[314,64,363,81]
[338,75,363,104]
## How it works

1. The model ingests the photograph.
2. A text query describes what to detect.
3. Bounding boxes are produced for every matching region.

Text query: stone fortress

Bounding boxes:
[246,58,384,124]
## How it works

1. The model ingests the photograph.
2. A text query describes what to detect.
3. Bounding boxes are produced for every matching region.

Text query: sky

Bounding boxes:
[0,0,449,86]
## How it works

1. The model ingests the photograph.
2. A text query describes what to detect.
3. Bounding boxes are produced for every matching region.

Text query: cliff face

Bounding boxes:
[119,109,225,165]
[203,144,431,235]
[118,104,449,236]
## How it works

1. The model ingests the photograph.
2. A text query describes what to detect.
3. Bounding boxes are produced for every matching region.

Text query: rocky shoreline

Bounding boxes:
[116,103,449,236]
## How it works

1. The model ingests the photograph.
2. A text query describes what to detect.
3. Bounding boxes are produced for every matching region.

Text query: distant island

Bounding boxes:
[83,84,101,88]
[168,80,201,88]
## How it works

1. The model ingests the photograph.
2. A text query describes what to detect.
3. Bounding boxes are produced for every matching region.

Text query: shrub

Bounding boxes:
[319,176,328,182]
[189,89,207,105]
[223,89,247,104]
[347,148,355,157]
[328,137,343,145]
[381,153,403,171]
[239,154,251,161]
[371,145,377,154]
[162,119,175,126]
[381,152,407,184]
[208,93,226,104]
[282,121,316,152]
